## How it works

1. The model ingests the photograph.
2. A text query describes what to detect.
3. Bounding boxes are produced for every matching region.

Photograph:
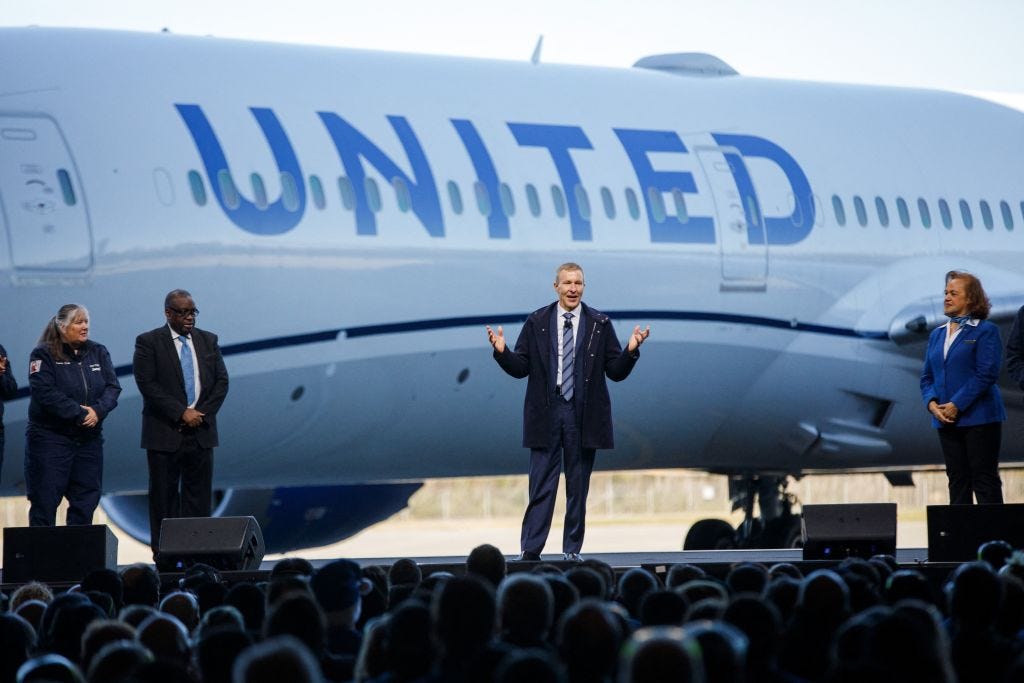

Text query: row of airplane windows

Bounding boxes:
[185,169,1021,233]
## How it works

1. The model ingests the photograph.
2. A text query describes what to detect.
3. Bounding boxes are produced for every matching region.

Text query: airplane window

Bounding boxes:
[551,185,567,218]
[574,185,591,221]
[393,177,411,213]
[281,173,300,212]
[1000,200,1013,230]
[745,196,761,227]
[647,187,666,224]
[250,173,268,210]
[812,194,825,227]
[601,187,616,219]
[217,170,240,210]
[500,183,516,217]
[875,197,889,227]
[337,176,355,210]
[447,181,463,215]
[789,193,804,227]
[625,188,640,220]
[525,183,541,217]
[853,195,867,227]
[309,175,325,210]
[475,181,492,217]
[917,198,932,229]
[365,177,382,213]
[672,188,689,224]
[896,197,910,227]
[959,200,973,229]
[187,170,207,207]
[938,199,952,229]
[980,200,994,230]
[56,169,77,206]
[831,195,846,226]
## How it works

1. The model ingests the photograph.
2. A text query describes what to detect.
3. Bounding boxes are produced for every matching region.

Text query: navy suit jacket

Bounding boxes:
[1006,304,1024,391]
[920,320,1006,428]
[494,301,638,449]
[133,325,229,450]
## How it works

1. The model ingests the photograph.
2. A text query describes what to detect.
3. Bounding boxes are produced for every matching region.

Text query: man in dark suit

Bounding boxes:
[133,289,229,558]
[487,263,649,561]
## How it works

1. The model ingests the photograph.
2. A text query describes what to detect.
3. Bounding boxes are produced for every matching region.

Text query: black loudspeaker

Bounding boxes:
[156,516,264,571]
[3,524,118,584]
[927,504,1024,562]
[801,503,897,560]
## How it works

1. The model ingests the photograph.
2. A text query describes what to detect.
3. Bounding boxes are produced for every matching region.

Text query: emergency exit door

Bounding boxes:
[695,146,766,291]
[0,114,92,271]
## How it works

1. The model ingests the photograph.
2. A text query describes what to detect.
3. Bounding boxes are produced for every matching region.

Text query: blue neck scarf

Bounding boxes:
[949,315,971,327]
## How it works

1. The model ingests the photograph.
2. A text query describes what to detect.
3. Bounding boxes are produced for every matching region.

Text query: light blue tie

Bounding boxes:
[179,336,196,406]
[561,312,574,401]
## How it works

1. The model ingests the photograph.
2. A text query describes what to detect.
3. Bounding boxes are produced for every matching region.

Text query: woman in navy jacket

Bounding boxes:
[26,304,121,526]
[920,271,1006,504]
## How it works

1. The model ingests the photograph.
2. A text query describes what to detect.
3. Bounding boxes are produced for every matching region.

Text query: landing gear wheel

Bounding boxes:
[683,518,737,550]
[761,514,803,549]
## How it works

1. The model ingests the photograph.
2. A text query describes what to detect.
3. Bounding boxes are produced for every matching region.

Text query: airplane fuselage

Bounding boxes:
[1,28,1023,500]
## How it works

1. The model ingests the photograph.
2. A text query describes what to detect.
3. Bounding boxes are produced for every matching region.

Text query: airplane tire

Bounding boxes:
[762,515,803,549]
[683,518,736,550]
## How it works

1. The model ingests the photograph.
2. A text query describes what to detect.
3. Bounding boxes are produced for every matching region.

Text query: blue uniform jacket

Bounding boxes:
[494,301,638,449]
[28,340,121,437]
[920,320,1006,428]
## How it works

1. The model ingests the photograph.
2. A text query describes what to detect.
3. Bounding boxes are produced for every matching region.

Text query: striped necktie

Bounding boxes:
[561,312,574,401]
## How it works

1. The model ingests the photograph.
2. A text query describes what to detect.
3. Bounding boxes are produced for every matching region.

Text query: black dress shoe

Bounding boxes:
[563,552,583,562]
[518,551,541,561]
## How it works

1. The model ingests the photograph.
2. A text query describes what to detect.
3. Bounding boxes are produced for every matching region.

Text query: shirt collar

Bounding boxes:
[168,323,191,341]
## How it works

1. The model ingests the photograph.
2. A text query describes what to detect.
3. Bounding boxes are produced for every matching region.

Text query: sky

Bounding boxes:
[4,0,1023,105]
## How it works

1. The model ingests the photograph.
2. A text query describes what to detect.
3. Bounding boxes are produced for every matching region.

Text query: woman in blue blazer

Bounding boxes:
[920,270,1006,504]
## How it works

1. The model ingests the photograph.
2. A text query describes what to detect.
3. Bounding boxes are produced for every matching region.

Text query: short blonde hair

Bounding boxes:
[554,262,585,284]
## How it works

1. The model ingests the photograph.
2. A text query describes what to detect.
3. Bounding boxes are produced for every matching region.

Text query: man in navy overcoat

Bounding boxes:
[488,263,649,561]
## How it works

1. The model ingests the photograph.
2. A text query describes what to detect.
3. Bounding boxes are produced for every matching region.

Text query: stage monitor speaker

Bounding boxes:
[3,524,118,584]
[157,516,264,572]
[927,504,1024,562]
[802,503,897,560]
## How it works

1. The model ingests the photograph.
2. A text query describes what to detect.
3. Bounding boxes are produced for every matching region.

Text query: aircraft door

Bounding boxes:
[695,146,766,291]
[0,114,92,271]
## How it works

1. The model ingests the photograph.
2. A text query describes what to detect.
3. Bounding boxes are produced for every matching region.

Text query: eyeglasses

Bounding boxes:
[167,307,199,317]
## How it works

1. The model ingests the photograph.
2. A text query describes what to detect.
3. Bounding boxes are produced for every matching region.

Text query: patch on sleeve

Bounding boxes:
[30,360,41,374]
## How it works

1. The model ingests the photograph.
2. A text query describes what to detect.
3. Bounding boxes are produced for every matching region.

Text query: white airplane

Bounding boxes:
[1,27,1022,553]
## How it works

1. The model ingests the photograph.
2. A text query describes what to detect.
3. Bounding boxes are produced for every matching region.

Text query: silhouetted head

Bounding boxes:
[948,560,1003,629]
[231,635,324,683]
[639,589,688,627]
[432,573,496,661]
[120,563,160,607]
[557,599,623,683]
[979,540,1015,571]
[498,573,554,647]
[620,626,704,683]
[617,568,659,620]
[467,544,508,588]
[726,562,769,596]
[666,564,707,589]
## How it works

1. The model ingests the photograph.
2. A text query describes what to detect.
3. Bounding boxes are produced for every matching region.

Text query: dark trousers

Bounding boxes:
[521,397,596,555]
[147,434,213,553]
[24,426,103,526]
[938,422,1003,505]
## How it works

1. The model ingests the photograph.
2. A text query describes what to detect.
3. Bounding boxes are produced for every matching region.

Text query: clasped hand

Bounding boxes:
[80,405,98,428]
[181,407,205,428]
[929,401,959,424]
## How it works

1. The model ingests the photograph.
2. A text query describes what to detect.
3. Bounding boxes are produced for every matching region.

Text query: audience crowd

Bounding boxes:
[3,539,1024,682]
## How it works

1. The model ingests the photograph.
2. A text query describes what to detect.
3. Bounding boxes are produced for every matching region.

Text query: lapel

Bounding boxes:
[945,323,974,363]
[159,327,186,389]
[190,330,208,392]
[536,305,554,378]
